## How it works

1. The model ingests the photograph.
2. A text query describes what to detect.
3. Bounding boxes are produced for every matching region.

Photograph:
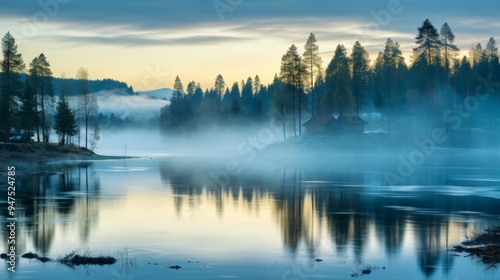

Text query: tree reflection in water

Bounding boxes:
[0,163,100,256]
[159,156,500,278]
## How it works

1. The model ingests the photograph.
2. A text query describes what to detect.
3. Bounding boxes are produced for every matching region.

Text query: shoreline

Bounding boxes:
[0,143,134,165]
[453,226,500,269]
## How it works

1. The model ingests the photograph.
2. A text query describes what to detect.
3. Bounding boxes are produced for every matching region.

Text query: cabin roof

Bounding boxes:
[303,115,334,126]
[337,116,367,125]
[303,115,367,126]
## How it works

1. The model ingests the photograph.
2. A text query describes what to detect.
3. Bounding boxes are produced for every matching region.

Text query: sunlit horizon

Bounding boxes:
[1,1,499,91]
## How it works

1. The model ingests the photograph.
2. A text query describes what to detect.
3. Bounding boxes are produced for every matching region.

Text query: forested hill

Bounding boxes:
[20,74,136,96]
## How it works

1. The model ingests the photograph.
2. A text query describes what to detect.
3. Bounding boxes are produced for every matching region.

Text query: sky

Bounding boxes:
[0,0,499,91]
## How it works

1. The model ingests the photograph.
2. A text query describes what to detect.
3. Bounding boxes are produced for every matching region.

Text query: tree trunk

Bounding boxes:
[445,41,449,133]
[310,60,314,119]
[35,81,40,142]
[387,65,391,137]
[298,77,302,136]
[41,80,45,142]
[292,87,296,137]
[3,75,11,142]
[85,114,88,149]
[282,105,286,141]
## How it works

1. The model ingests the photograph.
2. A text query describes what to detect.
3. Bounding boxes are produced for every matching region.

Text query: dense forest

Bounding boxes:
[160,19,500,142]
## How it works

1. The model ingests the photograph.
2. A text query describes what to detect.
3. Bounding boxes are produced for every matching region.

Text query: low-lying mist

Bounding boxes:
[96,123,281,158]
[96,90,169,122]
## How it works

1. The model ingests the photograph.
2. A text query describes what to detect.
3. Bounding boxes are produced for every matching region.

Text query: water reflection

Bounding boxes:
[0,154,498,279]
[159,155,500,278]
[0,163,100,256]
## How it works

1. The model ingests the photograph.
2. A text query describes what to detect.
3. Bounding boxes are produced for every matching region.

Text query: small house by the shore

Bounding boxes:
[303,115,366,135]
[337,116,367,134]
[303,115,339,134]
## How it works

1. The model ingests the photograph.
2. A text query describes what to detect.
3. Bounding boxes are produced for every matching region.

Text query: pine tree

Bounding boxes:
[54,95,78,145]
[173,76,184,101]
[241,77,253,116]
[415,19,441,126]
[383,39,396,135]
[415,19,441,65]
[221,88,232,113]
[440,23,459,130]
[469,43,483,67]
[334,62,355,117]
[440,23,459,72]
[351,41,370,116]
[253,75,261,94]
[490,46,500,85]
[0,32,25,142]
[29,54,54,142]
[324,44,348,115]
[230,81,241,115]
[213,74,226,99]
[186,81,197,96]
[372,52,385,110]
[456,56,471,110]
[474,50,490,87]
[303,33,322,119]
[485,37,498,63]
[457,56,473,131]
[280,44,309,136]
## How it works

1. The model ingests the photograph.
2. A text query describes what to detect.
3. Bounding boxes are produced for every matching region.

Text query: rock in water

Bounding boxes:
[169,265,182,270]
[22,252,39,259]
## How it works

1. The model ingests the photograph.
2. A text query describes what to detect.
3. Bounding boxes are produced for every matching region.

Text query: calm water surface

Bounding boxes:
[1,150,499,279]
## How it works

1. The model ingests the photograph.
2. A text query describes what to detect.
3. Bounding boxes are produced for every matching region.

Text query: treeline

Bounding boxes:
[160,75,273,132]
[50,76,135,96]
[17,74,135,96]
[0,32,99,149]
[160,19,500,140]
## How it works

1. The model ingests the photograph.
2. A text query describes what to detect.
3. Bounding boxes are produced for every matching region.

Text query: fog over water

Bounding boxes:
[96,124,281,157]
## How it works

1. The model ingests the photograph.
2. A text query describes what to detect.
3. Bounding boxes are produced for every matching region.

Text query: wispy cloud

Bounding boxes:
[49,34,251,47]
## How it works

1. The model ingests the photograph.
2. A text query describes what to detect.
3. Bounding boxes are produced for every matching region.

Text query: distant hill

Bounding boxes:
[136,88,173,100]
[20,74,136,96]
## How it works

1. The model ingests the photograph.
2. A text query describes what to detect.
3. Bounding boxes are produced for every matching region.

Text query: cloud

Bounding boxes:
[48,34,251,47]
[2,0,499,38]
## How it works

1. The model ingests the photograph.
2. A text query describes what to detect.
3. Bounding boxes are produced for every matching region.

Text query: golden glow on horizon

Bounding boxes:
[1,16,492,92]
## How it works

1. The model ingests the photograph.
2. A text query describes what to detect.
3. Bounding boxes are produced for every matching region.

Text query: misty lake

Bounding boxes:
[1,147,500,279]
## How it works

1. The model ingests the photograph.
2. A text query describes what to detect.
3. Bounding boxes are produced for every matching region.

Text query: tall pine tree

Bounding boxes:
[0,32,25,141]
[29,54,54,142]
[324,44,349,115]
[351,41,370,116]
[303,33,322,119]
